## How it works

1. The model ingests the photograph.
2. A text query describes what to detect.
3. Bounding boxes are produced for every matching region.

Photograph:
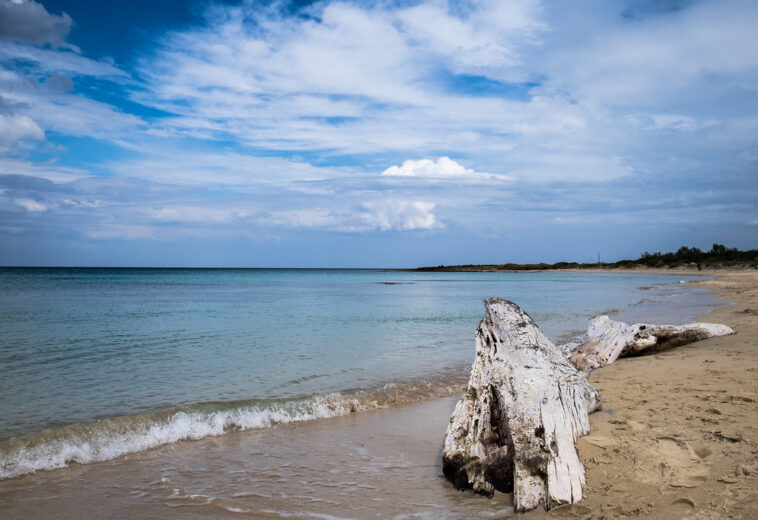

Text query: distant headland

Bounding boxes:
[414,244,758,272]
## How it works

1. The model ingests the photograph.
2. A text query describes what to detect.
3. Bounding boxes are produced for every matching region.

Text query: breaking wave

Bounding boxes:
[0,378,465,479]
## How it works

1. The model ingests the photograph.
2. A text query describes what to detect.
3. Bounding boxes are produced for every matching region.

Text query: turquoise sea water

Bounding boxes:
[0,268,723,478]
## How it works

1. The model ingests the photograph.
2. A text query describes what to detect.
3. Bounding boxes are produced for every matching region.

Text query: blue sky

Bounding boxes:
[0,0,756,267]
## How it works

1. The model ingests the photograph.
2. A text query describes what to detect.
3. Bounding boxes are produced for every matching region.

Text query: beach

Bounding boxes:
[0,269,755,518]
[2,0,755,516]
[537,269,758,520]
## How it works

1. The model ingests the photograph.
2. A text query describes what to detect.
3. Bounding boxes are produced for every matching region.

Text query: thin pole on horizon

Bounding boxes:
[597,252,600,263]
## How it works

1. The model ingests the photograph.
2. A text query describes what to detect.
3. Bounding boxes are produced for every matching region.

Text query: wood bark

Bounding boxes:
[442,299,601,512]
[569,315,735,374]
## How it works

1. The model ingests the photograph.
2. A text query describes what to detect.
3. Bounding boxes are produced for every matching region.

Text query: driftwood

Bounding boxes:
[569,315,735,374]
[442,299,601,512]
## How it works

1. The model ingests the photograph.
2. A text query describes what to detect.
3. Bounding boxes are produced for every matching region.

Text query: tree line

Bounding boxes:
[415,244,757,271]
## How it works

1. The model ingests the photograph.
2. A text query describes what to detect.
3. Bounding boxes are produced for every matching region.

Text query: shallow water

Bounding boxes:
[0,397,517,520]
[0,268,724,479]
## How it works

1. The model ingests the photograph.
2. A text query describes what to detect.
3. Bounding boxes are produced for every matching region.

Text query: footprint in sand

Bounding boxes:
[635,438,710,488]
[669,497,695,517]
[692,444,712,459]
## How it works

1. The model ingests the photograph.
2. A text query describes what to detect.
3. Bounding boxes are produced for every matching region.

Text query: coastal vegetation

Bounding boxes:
[416,244,758,271]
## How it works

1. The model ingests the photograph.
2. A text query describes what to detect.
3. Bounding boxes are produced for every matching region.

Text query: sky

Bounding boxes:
[0,0,756,267]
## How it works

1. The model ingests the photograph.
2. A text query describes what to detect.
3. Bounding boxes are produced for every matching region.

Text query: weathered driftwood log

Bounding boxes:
[569,315,735,374]
[442,299,601,512]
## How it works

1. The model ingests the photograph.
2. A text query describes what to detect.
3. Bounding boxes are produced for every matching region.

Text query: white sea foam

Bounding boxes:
[0,375,467,480]
[0,394,368,479]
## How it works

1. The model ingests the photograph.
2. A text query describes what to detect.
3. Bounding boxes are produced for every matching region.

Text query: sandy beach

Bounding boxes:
[529,269,758,520]
[0,269,756,519]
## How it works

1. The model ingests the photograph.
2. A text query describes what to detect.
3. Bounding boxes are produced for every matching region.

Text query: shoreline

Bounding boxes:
[0,270,710,471]
[401,266,756,275]
[0,270,755,518]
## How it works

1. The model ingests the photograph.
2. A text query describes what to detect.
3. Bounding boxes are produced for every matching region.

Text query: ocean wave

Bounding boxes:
[0,378,464,480]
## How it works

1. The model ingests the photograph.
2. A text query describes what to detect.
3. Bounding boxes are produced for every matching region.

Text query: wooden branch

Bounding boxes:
[569,315,735,374]
[442,299,601,512]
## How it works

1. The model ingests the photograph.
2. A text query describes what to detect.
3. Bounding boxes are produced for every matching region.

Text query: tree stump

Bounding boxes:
[442,299,602,512]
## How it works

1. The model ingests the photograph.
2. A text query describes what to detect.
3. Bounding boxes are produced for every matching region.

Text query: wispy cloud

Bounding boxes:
[104,149,351,188]
[0,113,44,153]
[0,157,89,183]
[0,1,138,159]
[265,199,441,233]
[133,0,572,161]
[540,0,758,106]
[14,197,47,212]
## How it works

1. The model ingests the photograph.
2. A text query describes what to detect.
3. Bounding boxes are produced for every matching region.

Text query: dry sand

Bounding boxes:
[524,269,758,520]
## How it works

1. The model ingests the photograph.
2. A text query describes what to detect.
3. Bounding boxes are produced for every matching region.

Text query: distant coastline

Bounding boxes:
[412,244,757,272]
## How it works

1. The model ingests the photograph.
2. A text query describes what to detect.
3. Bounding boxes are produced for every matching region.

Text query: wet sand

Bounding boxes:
[1,269,756,518]
[0,396,512,519]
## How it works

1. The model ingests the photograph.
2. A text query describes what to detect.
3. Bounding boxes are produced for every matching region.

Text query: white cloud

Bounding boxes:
[133,1,562,158]
[0,113,43,153]
[85,223,156,240]
[0,68,141,141]
[150,205,253,224]
[0,157,88,183]
[106,149,350,188]
[396,0,544,80]
[265,208,338,230]
[0,0,72,48]
[268,199,441,232]
[660,115,722,134]
[622,113,719,133]
[0,41,126,78]
[359,200,441,231]
[63,198,103,208]
[382,157,475,178]
[132,0,717,185]
[540,0,758,106]
[0,19,136,156]
[381,156,513,181]
[14,197,47,212]
[66,198,442,239]
[649,114,700,132]
[507,154,633,182]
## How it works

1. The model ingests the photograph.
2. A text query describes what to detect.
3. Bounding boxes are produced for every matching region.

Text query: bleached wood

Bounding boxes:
[569,315,735,374]
[442,299,601,512]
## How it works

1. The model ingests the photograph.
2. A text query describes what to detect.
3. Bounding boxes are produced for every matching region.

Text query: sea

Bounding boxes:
[0,268,726,518]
